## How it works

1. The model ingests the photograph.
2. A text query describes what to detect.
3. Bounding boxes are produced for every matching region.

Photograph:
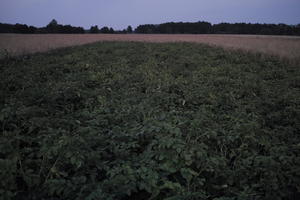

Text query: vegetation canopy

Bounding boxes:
[0,42,299,200]
[1,20,300,35]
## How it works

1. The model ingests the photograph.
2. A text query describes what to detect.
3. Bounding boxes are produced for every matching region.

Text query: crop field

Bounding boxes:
[1,34,300,60]
[0,42,299,200]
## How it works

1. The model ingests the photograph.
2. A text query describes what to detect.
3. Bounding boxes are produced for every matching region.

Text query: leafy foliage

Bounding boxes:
[0,42,299,200]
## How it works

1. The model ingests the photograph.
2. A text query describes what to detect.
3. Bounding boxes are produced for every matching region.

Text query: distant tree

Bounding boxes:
[126,26,133,33]
[28,26,37,33]
[100,26,110,33]
[46,19,59,33]
[14,24,29,33]
[48,19,58,26]
[296,24,300,35]
[90,25,99,33]
[76,27,85,34]
[135,24,157,33]
[47,19,58,29]
[109,28,114,33]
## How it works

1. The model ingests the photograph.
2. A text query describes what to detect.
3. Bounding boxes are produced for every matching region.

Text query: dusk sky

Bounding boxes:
[0,0,299,30]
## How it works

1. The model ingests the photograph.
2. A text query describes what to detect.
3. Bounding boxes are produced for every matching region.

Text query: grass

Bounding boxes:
[0,42,299,200]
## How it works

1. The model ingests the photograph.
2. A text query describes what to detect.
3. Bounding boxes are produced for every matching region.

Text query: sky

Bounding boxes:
[0,0,300,30]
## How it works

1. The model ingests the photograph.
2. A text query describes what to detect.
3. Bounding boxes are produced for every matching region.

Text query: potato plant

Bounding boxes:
[0,42,299,200]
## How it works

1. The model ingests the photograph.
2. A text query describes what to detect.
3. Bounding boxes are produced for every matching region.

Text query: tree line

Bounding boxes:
[0,19,132,34]
[135,22,300,35]
[1,19,300,35]
[0,20,85,34]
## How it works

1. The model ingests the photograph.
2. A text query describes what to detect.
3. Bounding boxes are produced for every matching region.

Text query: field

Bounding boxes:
[1,41,299,200]
[1,34,300,60]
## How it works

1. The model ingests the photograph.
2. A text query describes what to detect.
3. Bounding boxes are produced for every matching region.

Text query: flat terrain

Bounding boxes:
[1,34,300,59]
[1,42,299,199]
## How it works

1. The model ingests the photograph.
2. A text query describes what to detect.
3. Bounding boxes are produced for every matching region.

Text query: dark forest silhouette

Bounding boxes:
[0,19,85,34]
[135,21,300,35]
[1,19,300,35]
